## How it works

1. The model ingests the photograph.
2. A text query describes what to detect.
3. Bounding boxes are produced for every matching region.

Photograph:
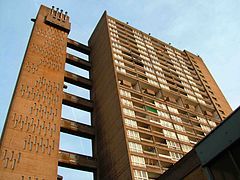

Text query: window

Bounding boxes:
[155,102,167,110]
[174,124,185,132]
[180,76,188,82]
[160,83,170,90]
[166,140,180,150]
[169,152,183,161]
[179,59,186,65]
[112,43,122,50]
[182,81,190,88]
[141,56,150,63]
[182,65,188,69]
[139,49,148,56]
[175,50,181,56]
[184,69,191,75]
[150,55,158,61]
[147,79,159,87]
[114,59,125,67]
[169,56,181,64]
[171,115,182,122]
[181,144,192,153]
[156,71,165,78]
[133,170,148,180]
[145,88,155,96]
[186,75,193,81]
[146,44,154,50]
[108,18,116,24]
[165,45,173,52]
[177,55,184,60]
[197,116,207,124]
[121,98,133,107]
[116,66,126,74]
[119,89,131,98]
[123,108,135,117]
[136,40,145,47]
[192,86,200,92]
[198,99,206,105]
[131,155,146,167]
[167,50,175,56]
[163,130,177,139]
[177,134,190,143]
[125,118,137,128]
[195,92,203,98]
[189,80,196,86]
[127,130,140,140]
[113,53,123,60]
[187,94,197,101]
[201,124,211,132]
[140,54,150,62]
[157,110,170,119]
[134,35,144,42]
[160,120,173,129]
[137,44,146,51]
[168,106,179,114]
[146,72,157,80]
[153,65,162,71]
[111,37,120,42]
[158,77,167,84]
[185,88,194,95]
[208,120,217,127]
[176,70,185,77]
[112,47,122,54]
[128,142,143,153]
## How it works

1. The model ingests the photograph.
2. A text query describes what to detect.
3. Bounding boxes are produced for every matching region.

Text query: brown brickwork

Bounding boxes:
[0,5,70,180]
[90,13,233,179]
[89,12,132,180]
[0,4,233,180]
[185,51,232,120]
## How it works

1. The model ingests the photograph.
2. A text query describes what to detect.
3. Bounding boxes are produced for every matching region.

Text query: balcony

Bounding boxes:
[64,71,92,90]
[66,53,91,71]
[60,118,95,139]
[58,150,96,172]
[67,38,90,55]
[62,92,93,112]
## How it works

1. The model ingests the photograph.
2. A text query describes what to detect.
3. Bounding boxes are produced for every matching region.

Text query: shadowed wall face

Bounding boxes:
[0,5,70,179]
[89,13,132,180]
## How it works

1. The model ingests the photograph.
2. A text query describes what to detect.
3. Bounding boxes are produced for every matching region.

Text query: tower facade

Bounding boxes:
[0,5,232,180]
[90,13,232,179]
[0,5,71,180]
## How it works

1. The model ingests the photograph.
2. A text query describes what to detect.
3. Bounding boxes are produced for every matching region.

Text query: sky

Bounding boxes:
[0,0,240,179]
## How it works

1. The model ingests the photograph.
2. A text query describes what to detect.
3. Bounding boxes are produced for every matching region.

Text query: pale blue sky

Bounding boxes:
[0,0,239,179]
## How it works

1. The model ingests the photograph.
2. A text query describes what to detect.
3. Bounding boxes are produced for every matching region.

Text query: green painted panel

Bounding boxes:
[146,106,157,114]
